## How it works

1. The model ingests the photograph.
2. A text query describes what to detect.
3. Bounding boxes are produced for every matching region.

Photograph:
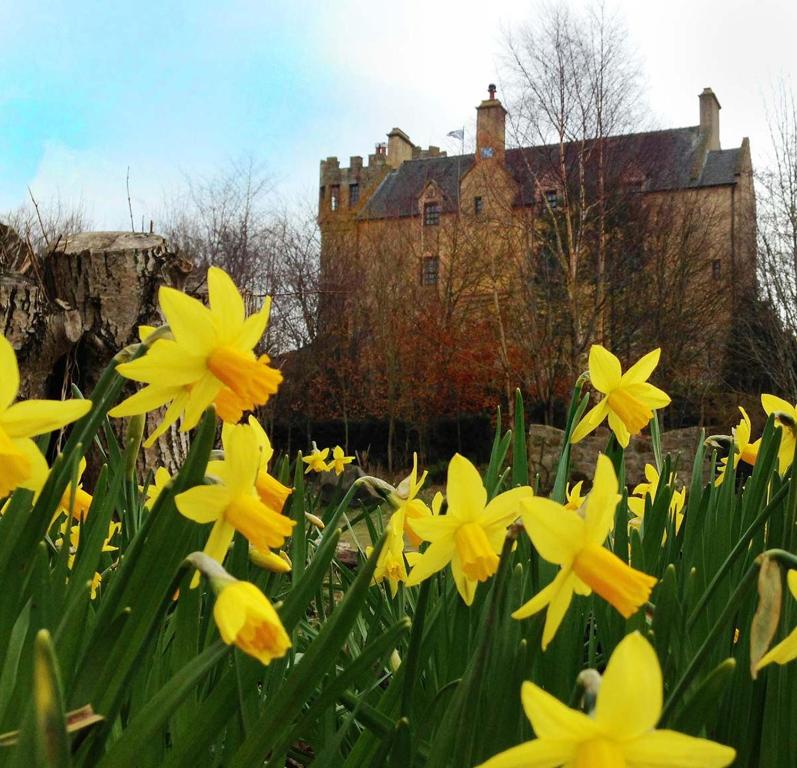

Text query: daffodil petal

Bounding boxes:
[406,513,459,544]
[108,384,180,417]
[208,266,246,340]
[182,373,223,431]
[761,393,795,418]
[451,552,478,606]
[589,345,622,393]
[247,414,274,467]
[620,347,661,385]
[0,335,20,411]
[483,486,534,529]
[158,286,216,355]
[570,399,609,444]
[405,538,455,586]
[175,485,231,523]
[234,296,271,351]
[788,570,797,600]
[222,424,260,490]
[203,518,236,564]
[756,626,797,670]
[607,410,631,447]
[14,437,50,493]
[623,382,671,409]
[477,738,576,768]
[519,497,583,564]
[542,571,577,650]
[623,730,735,767]
[583,454,620,544]
[1,399,91,439]
[446,453,487,522]
[594,631,662,738]
[142,389,190,448]
[520,680,599,741]
[116,340,206,385]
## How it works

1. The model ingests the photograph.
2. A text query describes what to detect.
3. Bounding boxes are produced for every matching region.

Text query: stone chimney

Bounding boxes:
[476,84,507,163]
[387,128,414,169]
[699,87,721,152]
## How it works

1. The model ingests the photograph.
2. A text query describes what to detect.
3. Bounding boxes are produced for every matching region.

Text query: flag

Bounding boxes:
[447,129,464,141]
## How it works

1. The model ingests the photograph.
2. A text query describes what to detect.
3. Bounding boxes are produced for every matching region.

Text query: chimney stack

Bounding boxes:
[699,87,721,152]
[387,128,414,169]
[476,84,507,163]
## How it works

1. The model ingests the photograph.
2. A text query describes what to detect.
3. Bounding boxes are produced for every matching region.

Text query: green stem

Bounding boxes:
[687,483,789,629]
[400,579,430,719]
[662,562,758,723]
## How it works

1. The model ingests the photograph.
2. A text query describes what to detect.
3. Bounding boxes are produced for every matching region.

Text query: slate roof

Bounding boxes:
[359,126,742,220]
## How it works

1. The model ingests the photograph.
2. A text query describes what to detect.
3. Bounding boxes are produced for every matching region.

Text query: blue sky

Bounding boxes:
[1,0,795,228]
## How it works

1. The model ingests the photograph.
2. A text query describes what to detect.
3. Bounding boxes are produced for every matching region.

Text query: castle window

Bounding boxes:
[330,185,340,211]
[421,256,439,285]
[474,196,483,215]
[319,185,325,205]
[712,259,721,279]
[349,183,360,206]
[545,189,559,209]
[423,202,440,226]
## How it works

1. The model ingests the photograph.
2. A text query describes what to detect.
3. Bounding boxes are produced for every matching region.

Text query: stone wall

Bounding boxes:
[528,423,713,490]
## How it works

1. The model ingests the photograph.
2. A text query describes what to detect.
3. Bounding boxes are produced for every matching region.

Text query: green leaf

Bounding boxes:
[228,534,387,768]
[511,389,529,488]
[95,641,229,768]
[671,658,736,736]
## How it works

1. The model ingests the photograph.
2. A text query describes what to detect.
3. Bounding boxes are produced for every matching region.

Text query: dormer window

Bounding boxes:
[330,185,340,211]
[474,196,483,215]
[423,202,440,226]
[349,183,360,206]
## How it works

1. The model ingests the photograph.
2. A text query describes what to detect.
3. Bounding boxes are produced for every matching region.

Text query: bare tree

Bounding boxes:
[741,79,797,397]
[161,158,321,356]
[501,0,646,381]
[2,198,91,272]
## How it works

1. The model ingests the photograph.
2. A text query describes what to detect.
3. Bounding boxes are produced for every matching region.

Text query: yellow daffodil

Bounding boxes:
[0,334,92,498]
[109,266,282,446]
[60,519,121,561]
[715,407,760,485]
[58,520,119,599]
[477,631,735,768]
[137,325,248,424]
[514,455,656,649]
[368,508,412,597]
[89,572,103,599]
[756,570,797,671]
[571,346,670,448]
[761,394,797,474]
[329,446,354,476]
[144,467,173,509]
[176,422,295,584]
[389,453,432,546]
[213,579,291,665]
[564,481,585,511]
[628,464,686,533]
[405,454,532,605]
[56,457,93,523]
[303,446,330,474]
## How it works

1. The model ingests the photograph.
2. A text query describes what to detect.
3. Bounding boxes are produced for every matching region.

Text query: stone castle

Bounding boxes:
[316,85,756,392]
